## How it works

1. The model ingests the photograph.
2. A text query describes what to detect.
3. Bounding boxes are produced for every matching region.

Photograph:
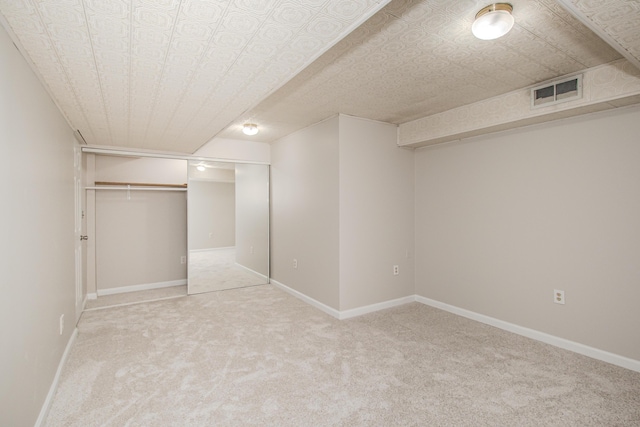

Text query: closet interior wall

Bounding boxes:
[86,155,188,296]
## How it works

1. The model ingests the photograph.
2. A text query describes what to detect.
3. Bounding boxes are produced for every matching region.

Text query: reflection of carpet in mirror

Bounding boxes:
[188,248,267,294]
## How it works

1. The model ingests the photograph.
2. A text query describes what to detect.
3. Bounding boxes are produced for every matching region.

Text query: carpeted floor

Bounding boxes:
[188,248,268,294]
[46,285,640,426]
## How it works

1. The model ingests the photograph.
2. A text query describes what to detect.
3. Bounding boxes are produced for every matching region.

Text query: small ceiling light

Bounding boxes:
[196,165,206,172]
[472,3,514,40]
[242,123,259,136]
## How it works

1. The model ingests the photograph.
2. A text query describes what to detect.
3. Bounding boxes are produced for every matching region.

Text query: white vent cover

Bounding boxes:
[531,74,582,108]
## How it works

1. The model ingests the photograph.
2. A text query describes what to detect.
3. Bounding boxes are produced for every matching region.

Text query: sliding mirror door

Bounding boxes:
[187,161,269,294]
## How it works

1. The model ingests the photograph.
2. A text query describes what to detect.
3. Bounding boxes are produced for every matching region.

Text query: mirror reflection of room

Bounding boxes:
[187,161,269,295]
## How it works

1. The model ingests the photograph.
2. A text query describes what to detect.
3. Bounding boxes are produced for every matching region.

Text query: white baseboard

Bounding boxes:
[235,262,269,282]
[86,293,97,300]
[339,295,416,320]
[270,279,414,320]
[35,328,78,427]
[270,279,341,319]
[97,279,187,297]
[267,281,640,373]
[415,295,640,373]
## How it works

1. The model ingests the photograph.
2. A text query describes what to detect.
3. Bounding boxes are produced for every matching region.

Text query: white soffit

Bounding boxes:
[398,59,640,148]
[0,0,392,153]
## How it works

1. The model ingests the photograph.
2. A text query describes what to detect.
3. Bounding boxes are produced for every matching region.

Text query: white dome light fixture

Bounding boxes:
[196,165,206,172]
[472,3,514,40]
[242,123,259,136]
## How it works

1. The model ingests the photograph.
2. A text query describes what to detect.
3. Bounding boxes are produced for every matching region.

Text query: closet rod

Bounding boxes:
[94,181,187,188]
[85,186,187,192]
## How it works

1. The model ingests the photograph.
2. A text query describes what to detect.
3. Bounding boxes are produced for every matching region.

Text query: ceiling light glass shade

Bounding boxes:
[196,165,206,172]
[242,123,259,135]
[472,3,514,40]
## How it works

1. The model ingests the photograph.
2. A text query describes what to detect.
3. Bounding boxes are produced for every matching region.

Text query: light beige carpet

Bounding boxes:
[46,285,640,426]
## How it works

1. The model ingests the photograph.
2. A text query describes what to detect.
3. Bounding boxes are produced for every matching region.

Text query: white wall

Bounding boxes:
[235,163,270,277]
[271,115,415,312]
[271,117,341,308]
[95,155,187,185]
[93,155,187,292]
[96,190,187,290]
[0,24,76,426]
[414,105,640,361]
[188,180,235,250]
[194,137,270,164]
[339,116,414,310]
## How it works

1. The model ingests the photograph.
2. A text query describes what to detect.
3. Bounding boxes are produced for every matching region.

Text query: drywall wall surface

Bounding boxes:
[235,163,270,277]
[91,155,188,291]
[0,24,76,426]
[415,105,640,361]
[338,116,414,310]
[95,190,187,290]
[95,155,187,185]
[188,181,235,250]
[271,118,340,309]
[194,137,271,164]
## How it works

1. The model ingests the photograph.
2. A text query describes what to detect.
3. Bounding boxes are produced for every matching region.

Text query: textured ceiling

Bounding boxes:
[0,0,391,153]
[556,0,640,70]
[1,0,638,152]
[220,0,628,142]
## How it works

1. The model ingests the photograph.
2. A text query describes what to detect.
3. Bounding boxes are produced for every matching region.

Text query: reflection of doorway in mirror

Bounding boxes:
[188,248,266,294]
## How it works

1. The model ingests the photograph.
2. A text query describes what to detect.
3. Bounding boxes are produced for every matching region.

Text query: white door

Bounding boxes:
[73,147,84,322]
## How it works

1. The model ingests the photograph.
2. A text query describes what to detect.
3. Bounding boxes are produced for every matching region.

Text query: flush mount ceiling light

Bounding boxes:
[242,123,259,136]
[472,3,514,40]
[196,165,206,172]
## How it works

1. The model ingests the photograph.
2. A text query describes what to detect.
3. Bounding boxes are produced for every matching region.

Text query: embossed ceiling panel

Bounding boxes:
[219,0,624,142]
[555,0,640,70]
[1,0,635,151]
[0,0,392,153]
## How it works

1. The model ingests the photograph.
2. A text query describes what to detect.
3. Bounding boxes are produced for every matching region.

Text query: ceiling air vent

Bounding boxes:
[531,74,582,108]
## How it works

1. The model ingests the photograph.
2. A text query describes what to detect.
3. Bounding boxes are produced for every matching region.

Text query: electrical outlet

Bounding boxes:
[59,314,64,335]
[393,265,399,276]
[554,289,565,305]
[250,245,254,254]
[180,255,186,264]
[209,232,213,238]
[293,258,298,269]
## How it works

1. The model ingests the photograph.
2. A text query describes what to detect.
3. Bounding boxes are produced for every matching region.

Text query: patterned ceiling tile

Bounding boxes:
[556,0,640,69]
[1,0,636,151]
[0,0,393,152]
[220,0,631,142]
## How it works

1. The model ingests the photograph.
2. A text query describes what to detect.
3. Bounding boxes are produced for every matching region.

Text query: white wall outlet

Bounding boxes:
[59,314,64,335]
[554,289,565,305]
[250,245,254,254]
[393,265,399,276]
[180,255,187,264]
[293,258,298,269]
[209,232,213,238]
